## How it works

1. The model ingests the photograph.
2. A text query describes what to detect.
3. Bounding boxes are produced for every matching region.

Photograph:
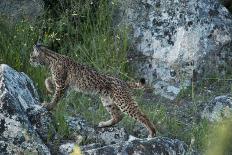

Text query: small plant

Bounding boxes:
[205,117,232,155]
[53,101,70,139]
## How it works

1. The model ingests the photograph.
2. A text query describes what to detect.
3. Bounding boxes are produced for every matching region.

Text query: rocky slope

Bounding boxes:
[0,64,190,154]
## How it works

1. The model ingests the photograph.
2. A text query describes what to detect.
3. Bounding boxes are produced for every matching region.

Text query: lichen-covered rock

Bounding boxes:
[60,136,188,155]
[96,127,128,145]
[0,64,57,154]
[0,64,52,154]
[115,0,232,100]
[0,0,44,21]
[66,116,129,145]
[60,116,129,154]
[201,95,232,122]
[59,143,76,155]
[59,143,103,155]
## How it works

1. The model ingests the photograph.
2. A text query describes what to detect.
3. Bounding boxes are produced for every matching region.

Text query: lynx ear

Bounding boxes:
[33,45,40,56]
[35,43,42,48]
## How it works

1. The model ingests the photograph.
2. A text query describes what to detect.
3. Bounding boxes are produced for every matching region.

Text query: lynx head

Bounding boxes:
[30,44,48,67]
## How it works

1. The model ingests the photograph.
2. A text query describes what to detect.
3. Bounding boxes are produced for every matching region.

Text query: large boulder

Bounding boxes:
[115,0,232,100]
[0,0,44,21]
[0,64,52,154]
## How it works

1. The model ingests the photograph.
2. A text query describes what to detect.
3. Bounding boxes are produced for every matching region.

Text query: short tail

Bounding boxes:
[127,78,146,89]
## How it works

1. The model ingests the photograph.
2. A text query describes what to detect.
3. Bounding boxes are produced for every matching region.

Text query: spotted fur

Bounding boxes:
[30,44,156,137]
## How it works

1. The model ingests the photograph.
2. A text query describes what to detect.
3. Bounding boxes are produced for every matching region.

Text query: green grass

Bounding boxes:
[174,74,232,151]
[40,0,130,76]
[53,101,71,139]
[41,0,132,139]
[0,18,48,98]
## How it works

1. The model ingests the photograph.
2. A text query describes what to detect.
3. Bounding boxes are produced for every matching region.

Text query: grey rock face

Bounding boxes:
[61,136,188,155]
[66,116,129,145]
[0,64,51,154]
[202,95,232,122]
[60,116,129,154]
[96,127,128,145]
[59,143,76,155]
[116,0,232,100]
[0,0,44,21]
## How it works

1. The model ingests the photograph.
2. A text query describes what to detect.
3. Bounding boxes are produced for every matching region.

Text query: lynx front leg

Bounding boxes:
[43,67,67,111]
[42,86,65,111]
[98,96,124,128]
[45,77,54,94]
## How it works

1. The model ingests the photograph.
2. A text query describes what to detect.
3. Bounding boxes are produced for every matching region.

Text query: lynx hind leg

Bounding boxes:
[98,96,124,128]
[45,77,54,93]
[124,104,156,137]
[112,91,156,138]
[136,111,157,138]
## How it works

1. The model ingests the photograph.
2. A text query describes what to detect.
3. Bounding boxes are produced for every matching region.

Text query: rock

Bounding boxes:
[201,95,232,122]
[60,116,129,154]
[96,127,128,145]
[0,0,44,21]
[59,143,75,155]
[115,0,232,100]
[60,136,188,155]
[66,116,129,145]
[0,64,51,154]
[27,106,59,153]
[59,143,103,155]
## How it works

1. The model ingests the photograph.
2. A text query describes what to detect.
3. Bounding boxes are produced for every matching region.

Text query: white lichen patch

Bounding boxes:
[59,143,75,154]
[151,26,201,65]
[213,29,231,45]
[1,114,22,138]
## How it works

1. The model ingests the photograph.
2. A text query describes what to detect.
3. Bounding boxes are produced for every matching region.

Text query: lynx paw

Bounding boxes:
[148,135,153,139]
[148,132,156,138]
[98,121,107,128]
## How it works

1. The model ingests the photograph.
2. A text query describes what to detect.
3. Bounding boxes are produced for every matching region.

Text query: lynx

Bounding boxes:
[30,44,156,137]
